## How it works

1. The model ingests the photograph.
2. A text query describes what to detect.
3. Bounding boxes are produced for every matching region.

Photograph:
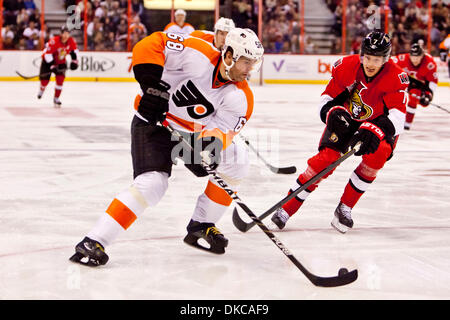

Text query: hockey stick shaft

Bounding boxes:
[233,143,359,232]
[162,121,357,287]
[239,134,297,174]
[15,71,52,80]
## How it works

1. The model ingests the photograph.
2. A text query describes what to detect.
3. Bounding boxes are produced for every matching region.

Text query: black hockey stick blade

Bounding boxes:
[267,163,297,174]
[237,202,358,287]
[233,144,359,232]
[240,134,297,175]
[309,268,358,287]
[15,71,39,80]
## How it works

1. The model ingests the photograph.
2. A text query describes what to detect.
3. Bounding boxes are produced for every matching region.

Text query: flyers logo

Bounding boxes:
[172,80,214,119]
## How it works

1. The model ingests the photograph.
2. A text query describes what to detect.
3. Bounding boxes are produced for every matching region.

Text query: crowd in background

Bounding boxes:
[1,0,51,50]
[327,0,450,55]
[1,0,449,56]
[63,0,146,51]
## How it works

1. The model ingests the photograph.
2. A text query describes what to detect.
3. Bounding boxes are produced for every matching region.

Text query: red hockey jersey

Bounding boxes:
[42,36,78,65]
[391,53,438,93]
[321,54,409,135]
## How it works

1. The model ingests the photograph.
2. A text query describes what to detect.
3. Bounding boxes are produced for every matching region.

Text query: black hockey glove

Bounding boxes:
[138,79,171,125]
[419,90,433,107]
[51,62,67,74]
[70,51,78,70]
[350,122,386,156]
[70,60,78,70]
[184,134,223,177]
[326,106,353,136]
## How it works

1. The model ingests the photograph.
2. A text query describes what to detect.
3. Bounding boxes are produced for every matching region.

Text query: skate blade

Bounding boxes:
[331,216,349,234]
[183,234,226,255]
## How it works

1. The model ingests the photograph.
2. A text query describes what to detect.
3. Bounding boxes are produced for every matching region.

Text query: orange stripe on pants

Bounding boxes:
[106,198,137,230]
[204,181,233,206]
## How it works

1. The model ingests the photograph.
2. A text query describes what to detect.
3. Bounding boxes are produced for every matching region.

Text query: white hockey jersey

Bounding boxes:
[163,22,195,35]
[132,32,254,149]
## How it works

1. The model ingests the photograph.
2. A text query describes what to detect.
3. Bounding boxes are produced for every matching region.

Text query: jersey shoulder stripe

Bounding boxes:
[132,32,220,67]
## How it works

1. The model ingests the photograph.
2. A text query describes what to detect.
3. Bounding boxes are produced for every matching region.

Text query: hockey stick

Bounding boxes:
[233,143,360,232]
[15,70,52,80]
[410,93,450,114]
[162,121,358,287]
[239,134,297,174]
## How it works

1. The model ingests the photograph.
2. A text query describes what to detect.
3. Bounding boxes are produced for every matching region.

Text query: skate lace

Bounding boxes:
[276,208,290,223]
[339,204,352,219]
[206,226,222,236]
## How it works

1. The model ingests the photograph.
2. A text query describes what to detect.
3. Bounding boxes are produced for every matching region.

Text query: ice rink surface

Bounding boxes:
[0,81,449,300]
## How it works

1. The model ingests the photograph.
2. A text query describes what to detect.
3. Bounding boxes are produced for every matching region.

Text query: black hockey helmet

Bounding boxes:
[410,43,424,56]
[360,31,392,62]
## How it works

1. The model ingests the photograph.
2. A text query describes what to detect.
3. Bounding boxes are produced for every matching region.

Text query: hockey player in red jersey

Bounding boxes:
[271,31,409,233]
[69,28,264,266]
[391,43,438,130]
[38,25,79,108]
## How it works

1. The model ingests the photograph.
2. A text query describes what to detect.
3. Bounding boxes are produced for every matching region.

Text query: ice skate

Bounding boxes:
[184,220,228,254]
[331,202,354,234]
[271,207,290,230]
[53,97,62,108]
[37,90,44,99]
[69,237,109,267]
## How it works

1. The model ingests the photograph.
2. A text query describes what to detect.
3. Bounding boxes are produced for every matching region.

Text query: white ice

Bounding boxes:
[0,81,449,300]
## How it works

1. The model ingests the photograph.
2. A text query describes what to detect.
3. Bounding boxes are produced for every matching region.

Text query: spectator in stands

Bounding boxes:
[113,40,123,52]
[23,20,40,49]
[116,18,128,42]
[104,31,116,50]
[23,0,36,13]
[1,25,16,49]
[131,0,144,19]
[129,16,147,39]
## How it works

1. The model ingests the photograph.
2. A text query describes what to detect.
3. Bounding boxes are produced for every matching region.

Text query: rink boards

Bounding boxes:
[1,50,449,86]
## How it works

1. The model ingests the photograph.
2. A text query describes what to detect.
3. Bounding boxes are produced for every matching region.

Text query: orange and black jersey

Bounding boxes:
[132,31,253,149]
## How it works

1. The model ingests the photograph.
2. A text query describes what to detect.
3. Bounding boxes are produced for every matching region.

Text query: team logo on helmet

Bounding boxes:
[349,84,373,121]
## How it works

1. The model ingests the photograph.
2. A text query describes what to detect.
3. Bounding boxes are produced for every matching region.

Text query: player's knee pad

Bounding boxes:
[408,89,421,108]
[306,147,341,178]
[105,171,168,230]
[130,171,169,208]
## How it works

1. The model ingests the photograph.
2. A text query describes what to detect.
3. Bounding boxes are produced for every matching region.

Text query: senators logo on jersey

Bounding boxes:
[349,83,373,121]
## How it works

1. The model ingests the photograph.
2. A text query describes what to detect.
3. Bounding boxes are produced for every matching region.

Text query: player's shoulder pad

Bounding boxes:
[424,53,437,68]
[49,35,59,45]
[224,80,254,118]
[385,60,409,87]
[333,54,360,70]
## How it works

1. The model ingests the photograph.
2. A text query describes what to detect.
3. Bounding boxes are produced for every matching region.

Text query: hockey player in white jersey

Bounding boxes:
[69,28,264,266]
[190,17,235,51]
